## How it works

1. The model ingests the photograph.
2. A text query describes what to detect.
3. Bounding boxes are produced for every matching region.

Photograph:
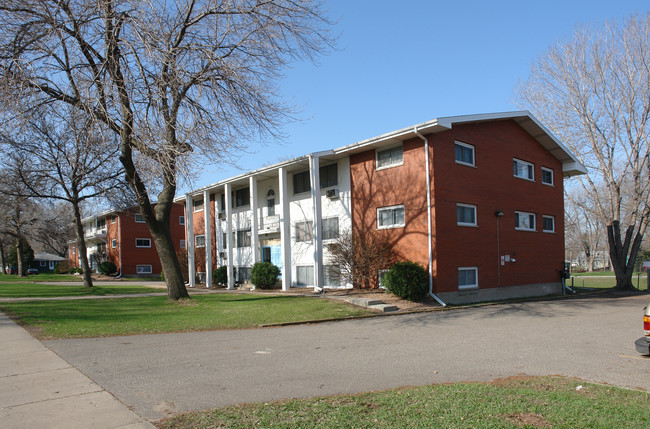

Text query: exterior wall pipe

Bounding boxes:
[414,127,447,307]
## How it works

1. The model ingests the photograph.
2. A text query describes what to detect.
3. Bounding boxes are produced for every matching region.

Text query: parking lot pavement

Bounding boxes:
[43,293,650,420]
[0,312,154,429]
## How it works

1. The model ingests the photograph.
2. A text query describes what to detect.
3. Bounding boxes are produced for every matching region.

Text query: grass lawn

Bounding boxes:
[0,282,160,298]
[0,294,372,339]
[157,376,650,429]
[0,273,80,282]
[569,275,648,289]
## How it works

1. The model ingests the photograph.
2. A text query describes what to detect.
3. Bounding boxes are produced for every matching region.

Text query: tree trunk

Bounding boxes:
[151,226,189,300]
[16,236,25,276]
[607,221,642,291]
[71,199,93,288]
[0,240,6,274]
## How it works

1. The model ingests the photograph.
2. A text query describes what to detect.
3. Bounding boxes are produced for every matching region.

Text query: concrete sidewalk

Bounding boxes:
[0,312,154,429]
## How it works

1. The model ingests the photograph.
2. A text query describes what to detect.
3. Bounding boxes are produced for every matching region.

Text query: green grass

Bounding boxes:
[0,273,81,282]
[0,282,160,298]
[0,294,372,339]
[157,376,650,429]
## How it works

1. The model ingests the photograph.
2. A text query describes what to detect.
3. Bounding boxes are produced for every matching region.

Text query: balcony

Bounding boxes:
[258,215,280,235]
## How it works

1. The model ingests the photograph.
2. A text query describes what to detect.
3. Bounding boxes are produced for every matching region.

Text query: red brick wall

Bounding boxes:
[349,119,565,294]
[106,215,120,269]
[430,120,564,293]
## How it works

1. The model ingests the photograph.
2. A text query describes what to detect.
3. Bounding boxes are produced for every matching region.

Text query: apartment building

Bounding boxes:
[181,111,586,304]
[68,204,186,276]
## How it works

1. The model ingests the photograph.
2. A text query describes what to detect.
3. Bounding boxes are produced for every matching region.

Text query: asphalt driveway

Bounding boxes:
[44,294,650,420]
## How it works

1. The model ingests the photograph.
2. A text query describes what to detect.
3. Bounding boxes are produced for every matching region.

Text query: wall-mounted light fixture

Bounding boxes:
[495,210,504,217]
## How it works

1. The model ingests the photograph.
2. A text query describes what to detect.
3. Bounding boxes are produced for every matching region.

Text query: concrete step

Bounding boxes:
[369,303,399,312]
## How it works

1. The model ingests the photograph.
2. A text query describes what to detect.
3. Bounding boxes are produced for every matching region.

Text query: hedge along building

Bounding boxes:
[180,111,586,304]
[68,203,186,276]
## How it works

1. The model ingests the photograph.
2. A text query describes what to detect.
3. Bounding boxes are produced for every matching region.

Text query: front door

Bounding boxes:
[261,245,282,269]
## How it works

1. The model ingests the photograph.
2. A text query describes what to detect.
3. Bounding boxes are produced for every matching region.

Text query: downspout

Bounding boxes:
[414,127,446,307]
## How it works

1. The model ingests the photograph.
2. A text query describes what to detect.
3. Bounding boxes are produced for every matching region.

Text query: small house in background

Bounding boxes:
[180,111,586,304]
[68,204,186,276]
[32,252,67,272]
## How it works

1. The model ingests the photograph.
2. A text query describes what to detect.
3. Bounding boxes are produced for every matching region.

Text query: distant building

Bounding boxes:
[68,204,186,276]
[180,111,586,304]
[32,252,67,272]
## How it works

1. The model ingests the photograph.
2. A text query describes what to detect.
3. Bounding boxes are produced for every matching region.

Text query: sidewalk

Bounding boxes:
[0,312,154,429]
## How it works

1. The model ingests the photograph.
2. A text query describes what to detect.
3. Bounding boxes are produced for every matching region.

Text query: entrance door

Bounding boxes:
[261,245,282,268]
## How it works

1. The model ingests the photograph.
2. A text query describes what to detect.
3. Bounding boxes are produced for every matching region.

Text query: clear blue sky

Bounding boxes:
[182,0,647,193]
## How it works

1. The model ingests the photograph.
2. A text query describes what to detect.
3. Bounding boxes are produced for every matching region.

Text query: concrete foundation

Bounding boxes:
[437,282,563,305]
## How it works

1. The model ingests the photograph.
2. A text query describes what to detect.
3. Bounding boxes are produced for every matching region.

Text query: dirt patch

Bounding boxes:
[506,413,550,428]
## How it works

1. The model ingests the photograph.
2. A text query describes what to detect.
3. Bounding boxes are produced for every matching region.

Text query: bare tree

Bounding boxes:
[516,13,650,290]
[565,191,606,272]
[0,0,333,299]
[1,106,124,288]
[327,229,395,289]
[30,202,76,257]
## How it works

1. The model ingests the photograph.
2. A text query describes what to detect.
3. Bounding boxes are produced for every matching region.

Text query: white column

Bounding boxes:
[309,155,323,291]
[279,167,292,291]
[224,183,235,290]
[185,195,195,288]
[249,176,259,264]
[203,190,212,288]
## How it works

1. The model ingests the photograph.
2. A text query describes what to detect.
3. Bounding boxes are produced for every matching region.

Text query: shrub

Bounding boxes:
[55,260,72,274]
[98,261,117,275]
[250,262,280,289]
[213,266,228,286]
[383,261,428,301]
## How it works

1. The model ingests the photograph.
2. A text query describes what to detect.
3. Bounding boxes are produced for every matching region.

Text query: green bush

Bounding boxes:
[213,266,228,286]
[250,262,280,289]
[383,261,428,301]
[98,261,117,275]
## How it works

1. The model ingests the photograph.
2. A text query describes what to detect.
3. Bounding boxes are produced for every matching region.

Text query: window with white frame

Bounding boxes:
[296,265,314,286]
[180,239,186,249]
[323,266,340,287]
[454,141,475,166]
[111,216,116,224]
[40,261,46,267]
[135,238,151,248]
[293,171,311,194]
[319,163,338,188]
[515,211,536,231]
[458,267,478,290]
[179,216,185,225]
[193,198,204,212]
[295,221,313,242]
[135,213,145,223]
[236,229,251,248]
[322,217,339,240]
[542,215,555,233]
[513,158,534,181]
[377,205,405,229]
[72,247,76,254]
[376,145,403,169]
[111,239,117,248]
[194,234,205,247]
[234,187,250,207]
[456,203,477,226]
[136,265,152,274]
[541,167,554,186]
[222,232,228,249]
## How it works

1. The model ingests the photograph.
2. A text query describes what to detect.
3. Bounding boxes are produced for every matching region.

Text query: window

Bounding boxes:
[296,265,314,286]
[179,216,185,225]
[513,159,534,181]
[320,163,338,188]
[376,145,403,169]
[457,204,477,226]
[135,213,145,223]
[234,187,250,207]
[193,199,204,212]
[238,267,251,282]
[194,234,205,247]
[267,189,275,216]
[236,229,251,248]
[295,221,313,242]
[72,247,76,254]
[293,171,311,194]
[377,205,405,229]
[111,239,117,248]
[458,267,478,290]
[222,232,228,249]
[97,219,106,230]
[454,141,475,166]
[40,261,46,267]
[541,167,554,186]
[515,211,536,231]
[111,216,116,224]
[322,217,339,240]
[180,239,186,249]
[542,215,555,233]
[136,238,151,248]
[136,265,152,274]
[323,266,340,287]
